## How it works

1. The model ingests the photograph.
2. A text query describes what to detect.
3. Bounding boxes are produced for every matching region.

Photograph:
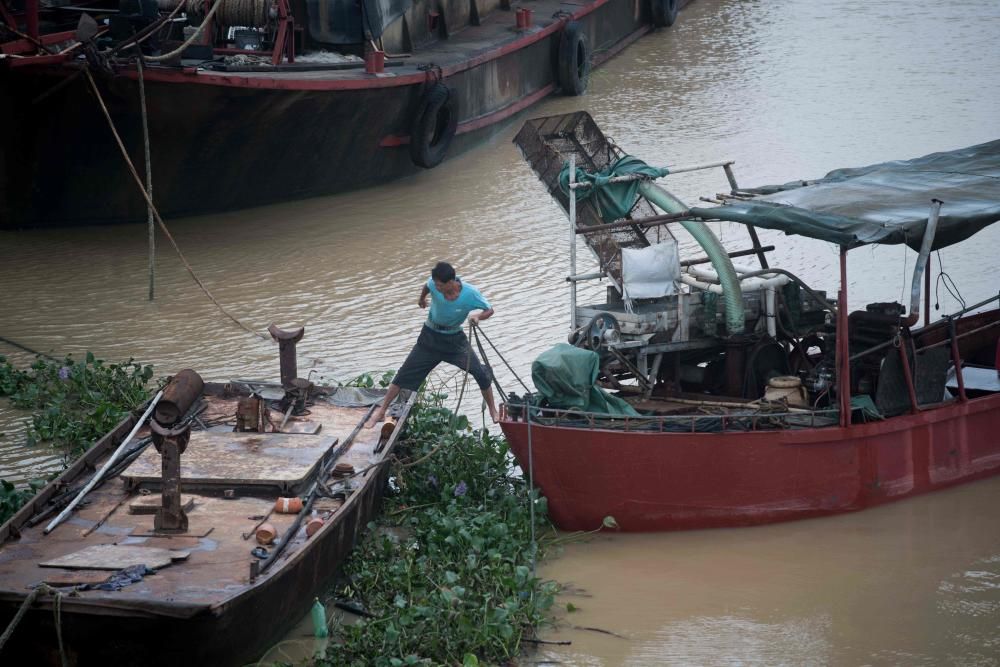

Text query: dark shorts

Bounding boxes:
[393,325,493,392]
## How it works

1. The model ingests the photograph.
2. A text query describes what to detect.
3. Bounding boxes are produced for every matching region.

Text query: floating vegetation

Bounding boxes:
[322,389,556,666]
[0,353,154,523]
[0,353,153,457]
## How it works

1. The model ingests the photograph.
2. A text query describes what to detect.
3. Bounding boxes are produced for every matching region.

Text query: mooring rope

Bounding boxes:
[0,584,66,664]
[145,0,225,62]
[84,69,267,341]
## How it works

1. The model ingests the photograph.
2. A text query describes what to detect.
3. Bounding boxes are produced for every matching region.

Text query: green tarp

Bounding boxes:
[531,344,640,416]
[558,155,669,221]
[690,139,1000,250]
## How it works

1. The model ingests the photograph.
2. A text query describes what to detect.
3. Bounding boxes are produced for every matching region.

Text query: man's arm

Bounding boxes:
[418,285,430,309]
[469,307,494,325]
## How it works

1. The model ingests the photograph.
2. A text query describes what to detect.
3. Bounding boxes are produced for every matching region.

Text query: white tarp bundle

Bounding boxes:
[621,240,681,302]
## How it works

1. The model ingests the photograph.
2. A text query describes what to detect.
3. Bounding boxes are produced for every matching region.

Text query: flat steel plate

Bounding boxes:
[122,433,338,491]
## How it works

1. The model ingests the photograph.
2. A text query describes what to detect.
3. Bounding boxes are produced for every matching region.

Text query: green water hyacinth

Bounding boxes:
[322,396,557,666]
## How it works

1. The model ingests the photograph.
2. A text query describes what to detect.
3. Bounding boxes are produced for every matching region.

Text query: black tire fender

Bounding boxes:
[557,22,590,96]
[410,83,459,169]
[651,0,678,28]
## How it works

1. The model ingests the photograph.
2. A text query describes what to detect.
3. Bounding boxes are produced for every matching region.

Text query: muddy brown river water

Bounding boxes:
[3,0,1000,663]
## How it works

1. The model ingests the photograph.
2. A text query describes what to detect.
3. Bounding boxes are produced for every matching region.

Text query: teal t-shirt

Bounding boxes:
[426,278,491,334]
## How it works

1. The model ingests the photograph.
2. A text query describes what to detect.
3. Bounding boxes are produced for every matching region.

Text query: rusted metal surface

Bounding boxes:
[267,324,304,387]
[154,369,205,426]
[150,421,192,533]
[0,383,417,666]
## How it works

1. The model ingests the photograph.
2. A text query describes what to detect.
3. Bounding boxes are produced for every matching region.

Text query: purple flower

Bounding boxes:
[58,367,70,380]
[427,474,438,489]
[454,481,467,497]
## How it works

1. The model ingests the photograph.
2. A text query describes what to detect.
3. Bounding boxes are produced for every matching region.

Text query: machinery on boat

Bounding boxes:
[501,112,1000,531]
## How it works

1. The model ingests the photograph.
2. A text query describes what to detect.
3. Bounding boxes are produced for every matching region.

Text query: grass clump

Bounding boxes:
[322,392,555,666]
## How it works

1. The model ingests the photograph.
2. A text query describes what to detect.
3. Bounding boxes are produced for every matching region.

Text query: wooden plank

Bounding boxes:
[39,544,190,570]
[282,420,322,435]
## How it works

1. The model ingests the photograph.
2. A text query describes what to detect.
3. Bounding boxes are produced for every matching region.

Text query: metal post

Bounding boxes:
[837,248,851,427]
[924,255,931,327]
[948,317,967,402]
[137,57,155,301]
[568,154,577,332]
[25,0,40,40]
[722,162,768,269]
[897,340,920,414]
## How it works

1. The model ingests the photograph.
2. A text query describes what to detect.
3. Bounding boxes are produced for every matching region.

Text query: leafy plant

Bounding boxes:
[0,478,45,525]
[0,353,154,458]
[321,393,556,666]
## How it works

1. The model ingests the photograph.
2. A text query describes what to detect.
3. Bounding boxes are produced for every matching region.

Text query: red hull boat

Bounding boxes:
[500,113,1000,532]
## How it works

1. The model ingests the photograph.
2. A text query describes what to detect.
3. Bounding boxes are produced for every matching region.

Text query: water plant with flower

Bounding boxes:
[323,388,556,666]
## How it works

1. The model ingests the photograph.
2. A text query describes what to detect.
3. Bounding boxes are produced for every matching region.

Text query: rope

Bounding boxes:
[471,326,532,394]
[84,69,267,341]
[0,584,64,661]
[145,0,225,62]
[0,335,57,360]
[471,326,508,403]
[53,589,67,667]
[217,0,269,27]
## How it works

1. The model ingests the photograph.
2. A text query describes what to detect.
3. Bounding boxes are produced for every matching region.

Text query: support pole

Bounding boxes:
[568,154,577,332]
[722,163,769,269]
[924,255,931,327]
[837,247,851,427]
[897,339,920,413]
[137,56,155,301]
[25,0,40,40]
[948,317,967,402]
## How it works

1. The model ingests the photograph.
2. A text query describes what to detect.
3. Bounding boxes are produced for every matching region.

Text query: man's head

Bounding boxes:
[431,262,460,298]
[431,262,456,283]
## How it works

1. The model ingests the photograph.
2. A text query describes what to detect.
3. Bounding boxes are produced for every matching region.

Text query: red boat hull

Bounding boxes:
[501,393,1000,531]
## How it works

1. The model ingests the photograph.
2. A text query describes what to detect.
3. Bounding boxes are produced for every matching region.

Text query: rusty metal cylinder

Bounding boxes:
[154,369,205,426]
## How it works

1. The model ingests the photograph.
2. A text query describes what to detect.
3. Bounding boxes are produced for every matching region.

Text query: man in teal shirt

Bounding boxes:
[366,262,498,427]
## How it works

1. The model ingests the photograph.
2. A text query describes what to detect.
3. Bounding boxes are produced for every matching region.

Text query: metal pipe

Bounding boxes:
[948,317,967,401]
[680,245,776,267]
[568,160,734,191]
[897,340,920,413]
[575,210,691,235]
[25,0,40,40]
[924,255,931,327]
[904,199,943,326]
[45,390,164,534]
[837,248,851,427]
[565,271,605,283]
[569,154,578,332]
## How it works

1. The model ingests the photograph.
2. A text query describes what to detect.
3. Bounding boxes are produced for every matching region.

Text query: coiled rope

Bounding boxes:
[145,0,225,62]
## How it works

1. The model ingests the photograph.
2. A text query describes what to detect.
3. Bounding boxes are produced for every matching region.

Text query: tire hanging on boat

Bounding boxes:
[557,22,590,96]
[410,83,459,169]
[650,0,678,27]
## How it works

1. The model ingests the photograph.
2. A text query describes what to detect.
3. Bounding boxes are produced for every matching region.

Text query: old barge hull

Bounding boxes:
[0,379,416,666]
[1,0,656,228]
[0,459,389,665]
[501,393,1000,532]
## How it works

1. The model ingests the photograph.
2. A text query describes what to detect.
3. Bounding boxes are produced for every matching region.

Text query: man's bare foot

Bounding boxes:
[364,408,385,429]
[489,409,500,424]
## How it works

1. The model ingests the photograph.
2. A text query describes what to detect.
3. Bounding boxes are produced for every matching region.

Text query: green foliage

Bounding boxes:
[321,397,555,666]
[343,370,396,389]
[0,353,153,457]
[0,478,45,526]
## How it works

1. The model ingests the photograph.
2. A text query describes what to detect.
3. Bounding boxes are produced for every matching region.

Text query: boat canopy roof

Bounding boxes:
[689,139,1000,250]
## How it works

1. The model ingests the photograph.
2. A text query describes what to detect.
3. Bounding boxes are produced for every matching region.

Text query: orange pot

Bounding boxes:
[274,497,304,514]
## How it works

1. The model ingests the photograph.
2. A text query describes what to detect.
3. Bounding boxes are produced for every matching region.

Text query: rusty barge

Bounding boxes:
[1,0,687,227]
[0,326,413,665]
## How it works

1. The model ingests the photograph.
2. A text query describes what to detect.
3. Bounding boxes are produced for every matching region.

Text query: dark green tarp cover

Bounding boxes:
[532,344,640,416]
[559,156,670,221]
[689,139,1000,250]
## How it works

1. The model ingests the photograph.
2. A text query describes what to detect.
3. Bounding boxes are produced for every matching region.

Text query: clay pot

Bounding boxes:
[274,497,304,513]
[255,523,277,545]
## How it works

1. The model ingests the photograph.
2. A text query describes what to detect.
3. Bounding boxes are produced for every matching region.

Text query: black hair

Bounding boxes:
[431,262,456,283]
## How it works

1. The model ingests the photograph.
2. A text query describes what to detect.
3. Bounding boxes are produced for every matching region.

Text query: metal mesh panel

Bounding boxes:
[513,112,673,290]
